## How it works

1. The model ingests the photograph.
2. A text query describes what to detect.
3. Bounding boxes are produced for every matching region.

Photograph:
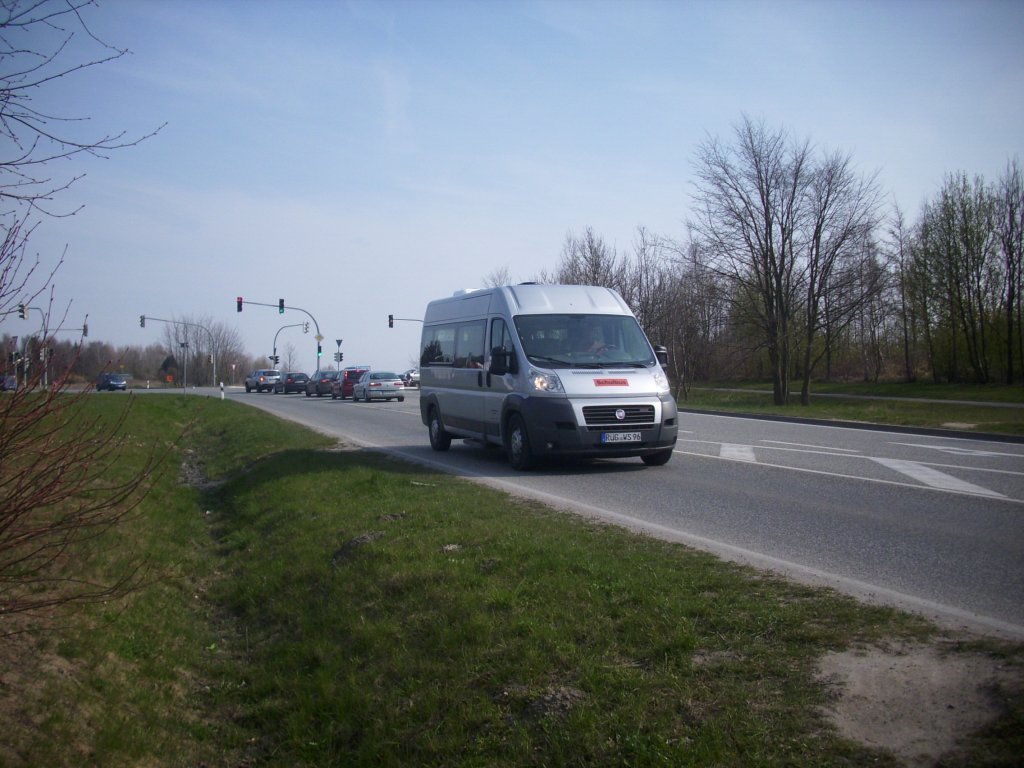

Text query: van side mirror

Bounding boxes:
[489,346,516,375]
[654,345,669,366]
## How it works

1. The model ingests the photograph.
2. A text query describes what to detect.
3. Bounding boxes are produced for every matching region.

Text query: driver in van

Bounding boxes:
[574,326,607,354]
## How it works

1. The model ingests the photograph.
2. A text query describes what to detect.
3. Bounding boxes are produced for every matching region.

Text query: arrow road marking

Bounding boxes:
[871,458,1006,499]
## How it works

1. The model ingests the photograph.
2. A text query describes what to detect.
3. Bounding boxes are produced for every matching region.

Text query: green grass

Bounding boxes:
[680,381,1024,436]
[2,393,1021,766]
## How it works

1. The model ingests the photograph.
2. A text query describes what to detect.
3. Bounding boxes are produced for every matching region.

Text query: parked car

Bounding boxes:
[331,366,370,399]
[401,368,420,388]
[305,370,340,397]
[352,370,405,402]
[245,369,280,393]
[96,373,128,391]
[274,372,309,394]
[2,374,17,391]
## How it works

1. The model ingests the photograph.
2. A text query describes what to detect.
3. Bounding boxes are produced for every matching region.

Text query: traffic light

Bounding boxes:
[317,344,322,358]
[139,315,146,328]
[278,298,285,314]
[388,314,394,328]
[236,296,243,312]
[303,322,309,333]
[82,323,88,338]
[339,352,343,362]
[17,304,26,319]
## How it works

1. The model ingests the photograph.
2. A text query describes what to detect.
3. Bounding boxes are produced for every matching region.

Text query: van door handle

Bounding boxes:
[477,370,483,387]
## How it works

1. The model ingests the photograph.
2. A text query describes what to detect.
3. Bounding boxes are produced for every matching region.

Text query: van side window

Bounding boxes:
[453,321,485,368]
[421,326,455,366]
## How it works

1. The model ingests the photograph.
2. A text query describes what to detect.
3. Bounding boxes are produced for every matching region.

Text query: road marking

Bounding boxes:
[720,443,756,462]
[890,442,1024,459]
[761,440,860,453]
[670,449,1024,504]
[871,458,1007,498]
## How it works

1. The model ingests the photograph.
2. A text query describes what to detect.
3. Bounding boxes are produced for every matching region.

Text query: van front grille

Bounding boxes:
[582,404,655,427]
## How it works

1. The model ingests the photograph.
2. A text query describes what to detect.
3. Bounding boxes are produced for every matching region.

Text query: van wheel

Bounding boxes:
[428,407,451,451]
[506,414,535,470]
[641,448,673,466]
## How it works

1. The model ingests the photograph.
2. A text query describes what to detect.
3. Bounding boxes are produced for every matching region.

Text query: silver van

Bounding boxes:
[419,284,678,469]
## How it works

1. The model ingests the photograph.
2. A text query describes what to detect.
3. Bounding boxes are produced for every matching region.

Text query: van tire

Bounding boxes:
[506,413,535,470]
[641,448,673,466]
[428,407,451,451]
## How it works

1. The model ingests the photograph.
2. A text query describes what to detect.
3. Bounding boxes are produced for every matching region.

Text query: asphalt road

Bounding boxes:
[186,386,1024,640]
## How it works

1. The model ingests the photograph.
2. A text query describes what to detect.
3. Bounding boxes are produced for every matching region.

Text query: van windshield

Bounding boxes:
[514,314,655,368]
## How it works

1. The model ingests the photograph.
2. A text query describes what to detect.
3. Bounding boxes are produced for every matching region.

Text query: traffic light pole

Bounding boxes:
[272,323,305,367]
[14,305,89,388]
[236,299,323,370]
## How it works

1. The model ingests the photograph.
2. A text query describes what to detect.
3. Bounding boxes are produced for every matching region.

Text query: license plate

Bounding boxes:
[601,431,642,444]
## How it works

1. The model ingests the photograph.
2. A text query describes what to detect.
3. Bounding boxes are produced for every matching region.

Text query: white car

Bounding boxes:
[401,368,420,388]
[352,371,405,402]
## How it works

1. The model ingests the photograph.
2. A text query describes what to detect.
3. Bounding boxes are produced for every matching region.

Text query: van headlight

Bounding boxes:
[652,367,670,394]
[528,368,563,393]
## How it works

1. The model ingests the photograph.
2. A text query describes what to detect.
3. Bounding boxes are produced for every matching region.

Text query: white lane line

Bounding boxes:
[890,442,1024,459]
[720,443,756,462]
[871,458,1007,499]
[671,449,1024,505]
[761,440,861,453]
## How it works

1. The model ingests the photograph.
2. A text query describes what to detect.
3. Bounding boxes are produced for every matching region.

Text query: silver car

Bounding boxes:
[352,371,405,402]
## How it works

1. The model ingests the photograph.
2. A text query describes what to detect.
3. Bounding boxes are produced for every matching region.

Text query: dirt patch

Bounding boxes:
[817,642,1021,766]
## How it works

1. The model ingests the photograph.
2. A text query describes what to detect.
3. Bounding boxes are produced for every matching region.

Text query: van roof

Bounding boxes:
[424,284,632,323]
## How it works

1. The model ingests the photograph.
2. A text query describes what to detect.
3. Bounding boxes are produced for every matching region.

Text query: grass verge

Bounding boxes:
[680,381,1024,436]
[1,394,1021,766]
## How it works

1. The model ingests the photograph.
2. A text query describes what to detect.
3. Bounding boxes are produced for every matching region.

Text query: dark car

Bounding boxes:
[305,370,340,397]
[1,374,16,391]
[331,366,370,399]
[96,373,128,391]
[274,372,309,394]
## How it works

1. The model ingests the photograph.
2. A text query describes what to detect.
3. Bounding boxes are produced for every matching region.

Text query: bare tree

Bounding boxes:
[482,265,513,287]
[917,173,999,383]
[797,150,882,403]
[887,203,918,381]
[0,359,167,626]
[282,341,298,372]
[691,115,812,405]
[554,227,627,290]
[996,158,1024,384]
[1,0,162,216]
[0,1,165,628]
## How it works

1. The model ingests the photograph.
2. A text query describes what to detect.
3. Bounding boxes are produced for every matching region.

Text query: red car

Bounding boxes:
[331,366,369,399]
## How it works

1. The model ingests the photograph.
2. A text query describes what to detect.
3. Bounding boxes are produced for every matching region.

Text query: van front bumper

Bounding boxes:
[511,394,678,459]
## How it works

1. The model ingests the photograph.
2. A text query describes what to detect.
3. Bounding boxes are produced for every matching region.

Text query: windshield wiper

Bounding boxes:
[528,355,573,366]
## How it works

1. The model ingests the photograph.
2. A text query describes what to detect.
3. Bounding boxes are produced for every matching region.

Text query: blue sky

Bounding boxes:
[10,0,1024,375]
